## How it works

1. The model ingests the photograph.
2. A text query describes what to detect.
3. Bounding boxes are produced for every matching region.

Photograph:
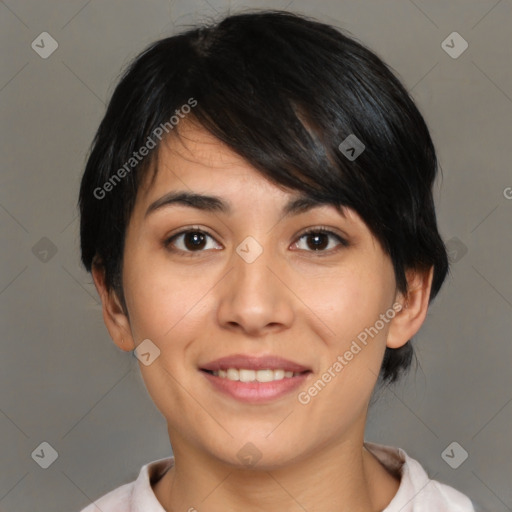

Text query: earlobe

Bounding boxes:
[91,262,135,352]
[386,266,434,349]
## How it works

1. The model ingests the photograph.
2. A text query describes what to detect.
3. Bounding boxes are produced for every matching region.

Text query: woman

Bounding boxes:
[78,10,477,511]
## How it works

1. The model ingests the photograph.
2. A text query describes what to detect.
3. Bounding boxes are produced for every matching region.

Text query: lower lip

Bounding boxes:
[201,370,311,403]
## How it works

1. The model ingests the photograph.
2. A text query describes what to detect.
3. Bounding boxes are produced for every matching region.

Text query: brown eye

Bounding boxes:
[182,231,207,251]
[293,228,349,254]
[164,229,222,255]
[304,232,329,251]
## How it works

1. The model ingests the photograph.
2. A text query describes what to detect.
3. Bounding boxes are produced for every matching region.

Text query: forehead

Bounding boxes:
[135,119,361,226]
[150,121,276,191]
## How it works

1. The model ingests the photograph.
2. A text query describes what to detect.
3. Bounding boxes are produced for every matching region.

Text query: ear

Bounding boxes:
[91,261,135,352]
[386,266,434,349]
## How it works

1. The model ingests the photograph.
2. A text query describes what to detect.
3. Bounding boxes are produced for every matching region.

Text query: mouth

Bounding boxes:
[199,354,312,403]
[201,368,309,382]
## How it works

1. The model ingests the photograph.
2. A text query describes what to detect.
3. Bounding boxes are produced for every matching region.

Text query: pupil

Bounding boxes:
[309,233,327,250]
[185,232,206,250]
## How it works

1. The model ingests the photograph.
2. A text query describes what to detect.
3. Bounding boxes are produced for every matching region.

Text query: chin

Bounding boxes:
[207,434,303,470]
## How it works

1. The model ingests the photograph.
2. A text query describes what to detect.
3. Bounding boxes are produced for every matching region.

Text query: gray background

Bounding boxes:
[1,1,511,511]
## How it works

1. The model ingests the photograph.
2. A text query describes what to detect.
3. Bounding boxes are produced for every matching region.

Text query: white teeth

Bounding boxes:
[211,368,302,382]
[274,369,285,380]
[239,369,255,382]
[226,368,239,381]
[254,369,274,382]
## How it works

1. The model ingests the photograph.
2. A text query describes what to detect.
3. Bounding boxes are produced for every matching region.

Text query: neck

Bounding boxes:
[153,427,399,512]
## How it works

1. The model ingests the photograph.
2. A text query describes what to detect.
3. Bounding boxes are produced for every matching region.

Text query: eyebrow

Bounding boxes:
[144,191,337,219]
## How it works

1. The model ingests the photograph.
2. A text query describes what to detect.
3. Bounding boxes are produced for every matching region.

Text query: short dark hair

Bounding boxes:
[79,9,449,383]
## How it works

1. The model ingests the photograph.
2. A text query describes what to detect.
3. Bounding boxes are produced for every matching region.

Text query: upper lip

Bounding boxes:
[200,354,311,373]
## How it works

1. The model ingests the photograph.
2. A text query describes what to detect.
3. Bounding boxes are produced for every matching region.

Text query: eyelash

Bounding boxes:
[163,226,349,257]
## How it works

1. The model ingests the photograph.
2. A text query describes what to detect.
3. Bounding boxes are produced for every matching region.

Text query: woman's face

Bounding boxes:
[114,121,407,468]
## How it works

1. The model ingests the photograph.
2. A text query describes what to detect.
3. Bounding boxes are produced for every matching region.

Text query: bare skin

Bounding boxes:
[92,120,433,512]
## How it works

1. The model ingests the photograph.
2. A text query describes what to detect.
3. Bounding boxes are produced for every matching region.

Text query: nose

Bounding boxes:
[216,239,295,336]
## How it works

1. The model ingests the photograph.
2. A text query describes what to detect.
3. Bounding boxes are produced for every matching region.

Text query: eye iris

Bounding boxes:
[184,232,206,250]
[307,233,328,250]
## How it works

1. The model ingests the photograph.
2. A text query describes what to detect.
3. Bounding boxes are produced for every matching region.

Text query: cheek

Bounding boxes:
[303,261,391,347]
[297,256,394,406]
[122,256,213,421]
[298,280,391,427]
[123,250,212,343]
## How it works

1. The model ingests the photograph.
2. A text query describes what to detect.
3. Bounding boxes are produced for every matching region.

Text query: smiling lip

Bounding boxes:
[202,371,310,403]
[200,354,312,404]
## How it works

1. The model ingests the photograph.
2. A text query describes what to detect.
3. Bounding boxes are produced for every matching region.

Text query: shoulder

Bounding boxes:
[365,442,476,512]
[78,456,174,512]
[79,481,133,512]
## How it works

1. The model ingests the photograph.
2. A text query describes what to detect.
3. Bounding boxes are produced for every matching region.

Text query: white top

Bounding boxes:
[79,442,476,511]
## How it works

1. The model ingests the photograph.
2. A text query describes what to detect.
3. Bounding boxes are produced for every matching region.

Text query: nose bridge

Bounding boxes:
[216,233,293,333]
[232,234,279,300]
